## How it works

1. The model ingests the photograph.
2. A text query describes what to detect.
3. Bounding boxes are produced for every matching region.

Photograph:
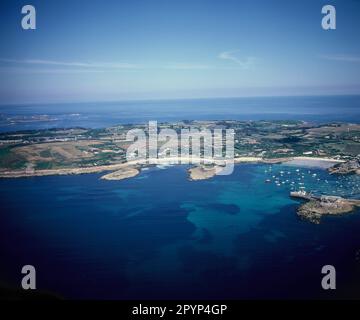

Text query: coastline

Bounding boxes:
[0,156,345,179]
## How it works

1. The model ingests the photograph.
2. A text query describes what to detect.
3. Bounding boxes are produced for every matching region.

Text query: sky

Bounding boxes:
[1,0,360,104]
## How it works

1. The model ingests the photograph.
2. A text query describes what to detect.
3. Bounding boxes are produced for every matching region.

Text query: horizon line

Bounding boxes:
[1,92,360,107]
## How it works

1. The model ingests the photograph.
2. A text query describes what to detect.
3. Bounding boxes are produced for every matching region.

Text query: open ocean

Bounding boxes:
[1,95,360,132]
[0,96,360,299]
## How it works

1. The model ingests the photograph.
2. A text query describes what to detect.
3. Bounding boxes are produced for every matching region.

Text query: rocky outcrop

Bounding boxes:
[328,158,360,175]
[291,192,360,224]
[188,165,218,181]
[100,167,139,180]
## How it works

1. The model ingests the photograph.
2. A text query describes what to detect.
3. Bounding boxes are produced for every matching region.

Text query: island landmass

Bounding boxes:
[1,120,357,180]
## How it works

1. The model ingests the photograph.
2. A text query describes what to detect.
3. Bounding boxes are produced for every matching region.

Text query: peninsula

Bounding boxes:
[291,191,360,224]
[328,157,360,175]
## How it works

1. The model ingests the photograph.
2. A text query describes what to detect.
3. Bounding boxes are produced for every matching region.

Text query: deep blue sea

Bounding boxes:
[0,164,360,299]
[0,96,360,299]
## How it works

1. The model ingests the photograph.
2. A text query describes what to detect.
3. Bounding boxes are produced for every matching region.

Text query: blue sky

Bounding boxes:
[1,0,360,104]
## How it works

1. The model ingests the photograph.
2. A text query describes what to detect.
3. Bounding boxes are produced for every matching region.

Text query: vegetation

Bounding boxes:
[0,120,359,172]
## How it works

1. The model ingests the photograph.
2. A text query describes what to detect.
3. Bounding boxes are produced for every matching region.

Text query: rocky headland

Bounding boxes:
[328,158,360,175]
[291,191,360,224]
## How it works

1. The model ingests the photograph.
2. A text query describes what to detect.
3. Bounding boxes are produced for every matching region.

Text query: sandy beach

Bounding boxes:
[282,156,344,169]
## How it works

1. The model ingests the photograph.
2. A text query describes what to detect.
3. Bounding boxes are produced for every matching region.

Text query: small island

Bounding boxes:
[100,167,140,180]
[188,165,218,181]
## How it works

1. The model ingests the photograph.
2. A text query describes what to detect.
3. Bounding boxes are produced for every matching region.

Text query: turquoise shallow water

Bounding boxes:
[0,164,360,299]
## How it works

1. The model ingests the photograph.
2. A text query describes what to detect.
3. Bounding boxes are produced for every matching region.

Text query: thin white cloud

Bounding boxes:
[164,63,212,70]
[0,58,140,69]
[0,58,213,72]
[0,56,252,74]
[0,67,110,74]
[218,50,256,69]
[320,54,360,62]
